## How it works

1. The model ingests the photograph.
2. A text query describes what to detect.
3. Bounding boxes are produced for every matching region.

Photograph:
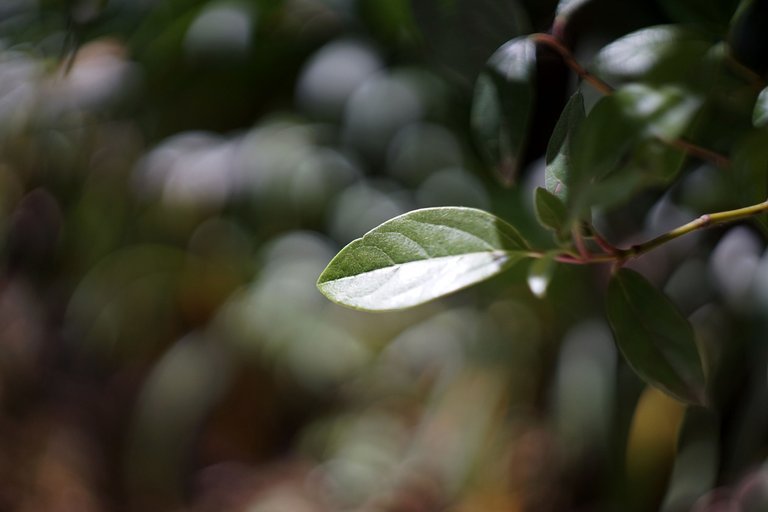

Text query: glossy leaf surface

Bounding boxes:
[753,87,768,127]
[545,90,585,201]
[534,187,569,234]
[591,25,713,84]
[568,84,700,216]
[318,207,530,311]
[606,269,707,405]
[471,36,536,185]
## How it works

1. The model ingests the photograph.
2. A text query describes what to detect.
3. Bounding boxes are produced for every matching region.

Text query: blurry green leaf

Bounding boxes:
[471,36,536,185]
[534,187,569,234]
[568,84,701,216]
[606,269,707,406]
[659,0,740,27]
[409,0,530,81]
[728,0,768,76]
[317,207,530,311]
[527,255,556,298]
[732,128,768,232]
[545,90,585,201]
[753,87,768,127]
[591,25,713,85]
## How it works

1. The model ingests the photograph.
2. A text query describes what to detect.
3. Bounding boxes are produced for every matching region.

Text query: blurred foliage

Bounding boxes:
[1,1,768,512]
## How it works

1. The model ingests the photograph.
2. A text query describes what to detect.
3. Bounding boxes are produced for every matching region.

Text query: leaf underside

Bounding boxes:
[317,207,529,311]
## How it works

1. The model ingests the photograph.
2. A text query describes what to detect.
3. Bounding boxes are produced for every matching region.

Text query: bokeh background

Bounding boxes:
[1,0,768,511]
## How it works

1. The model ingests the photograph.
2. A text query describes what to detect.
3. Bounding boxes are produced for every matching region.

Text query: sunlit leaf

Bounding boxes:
[527,255,556,298]
[471,36,536,185]
[591,25,713,85]
[317,207,530,311]
[606,269,707,406]
[534,187,569,234]
[545,90,585,201]
[753,87,768,127]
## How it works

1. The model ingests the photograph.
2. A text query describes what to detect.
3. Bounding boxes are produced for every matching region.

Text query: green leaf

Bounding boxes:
[471,36,536,185]
[728,0,768,76]
[753,87,768,127]
[659,0,740,27]
[317,207,530,311]
[591,25,713,85]
[606,269,707,406]
[534,187,569,234]
[568,84,701,216]
[527,255,556,298]
[545,90,585,201]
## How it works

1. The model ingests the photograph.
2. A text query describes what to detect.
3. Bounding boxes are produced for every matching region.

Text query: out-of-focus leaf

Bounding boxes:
[606,269,707,406]
[568,84,701,216]
[527,255,556,298]
[534,187,569,234]
[317,207,530,311]
[471,36,536,185]
[659,0,740,28]
[591,25,713,85]
[409,0,530,81]
[545,90,585,201]
[732,128,768,233]
[753,87,768,127]
[728,0,768,76]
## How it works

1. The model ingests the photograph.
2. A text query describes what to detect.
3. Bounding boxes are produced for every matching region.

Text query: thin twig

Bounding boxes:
[535,200,768,265]
[531,33,613,95]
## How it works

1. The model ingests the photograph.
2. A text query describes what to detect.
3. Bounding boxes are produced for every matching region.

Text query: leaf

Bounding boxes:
[568,84,701,217]
[659,0,740,27]
[527,255,556,298]
[317,207,530,311]
[728,0,768,76]
[471,36,536,185]
[545,90,585,201]
[606,269,707,405]
[753,87,768,127]
[591,25,713,85]
[534,187,569,234]
[408,0,530,81]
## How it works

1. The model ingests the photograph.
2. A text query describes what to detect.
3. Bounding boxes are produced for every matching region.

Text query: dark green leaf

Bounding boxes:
[317,207,530,311]
[659,0,740,27]
[545,90,585,201]
[753,87,768,127]
[471,36,536,185]
[534,187,569,234]
[568,84,701,216]
[527,255,556,298]
[591,25,713,85]
[606,269,707,405]
[728,0,768,76]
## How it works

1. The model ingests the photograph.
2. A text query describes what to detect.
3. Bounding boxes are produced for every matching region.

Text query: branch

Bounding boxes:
[625,200,768,258]
[536,200,768,265]
[531,33,613,95]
